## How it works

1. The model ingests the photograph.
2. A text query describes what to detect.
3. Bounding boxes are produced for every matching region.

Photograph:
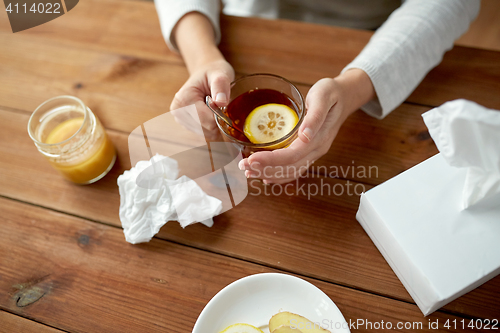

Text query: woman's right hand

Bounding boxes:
[169,12,234,137]
[170,59,234,133]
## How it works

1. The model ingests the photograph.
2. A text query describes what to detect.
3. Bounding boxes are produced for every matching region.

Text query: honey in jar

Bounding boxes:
[28,96,116,184]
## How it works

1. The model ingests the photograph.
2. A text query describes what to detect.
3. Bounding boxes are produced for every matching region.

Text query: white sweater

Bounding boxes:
[154,0,480,119]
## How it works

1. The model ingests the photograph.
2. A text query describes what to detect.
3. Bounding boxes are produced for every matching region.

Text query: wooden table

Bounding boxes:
[1,0,499,332]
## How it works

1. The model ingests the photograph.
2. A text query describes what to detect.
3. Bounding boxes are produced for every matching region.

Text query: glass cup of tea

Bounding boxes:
[28,95,116,184]
[207,73,306,157]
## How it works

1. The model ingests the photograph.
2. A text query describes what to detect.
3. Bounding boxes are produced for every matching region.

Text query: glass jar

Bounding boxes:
[208,73,306,158]
[28,96,116,184]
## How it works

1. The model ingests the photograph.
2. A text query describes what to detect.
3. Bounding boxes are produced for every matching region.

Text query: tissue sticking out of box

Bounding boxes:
[117,154,223,244]
[422,99,500,209]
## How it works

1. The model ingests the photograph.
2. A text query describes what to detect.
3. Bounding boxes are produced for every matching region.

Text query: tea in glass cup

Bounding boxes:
[210,73,305,157]
[28,96,116,184]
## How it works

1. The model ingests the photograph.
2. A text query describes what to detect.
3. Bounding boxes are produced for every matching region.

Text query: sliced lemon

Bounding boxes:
[243,104,299,144]
[219,323,265,333]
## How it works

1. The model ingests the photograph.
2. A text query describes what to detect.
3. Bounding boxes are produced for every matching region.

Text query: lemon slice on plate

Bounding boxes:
[244,104,298,144]
[219,323,264,333]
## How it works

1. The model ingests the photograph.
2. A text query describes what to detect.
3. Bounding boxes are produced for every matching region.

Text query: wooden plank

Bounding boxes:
[0,33,188,136]
[0,33,438,186]
[220,15,500,109]
[160,177,500,321]
[1,0,499,320]
[0,197,487,332]
[219,15,372,85]
[1,109,499,320]
[408,46,500,110]
[455,0,500,52]
[1,0,499,110]
[315,102,438,184]
[0,0,179,63]
[0,310,64,333]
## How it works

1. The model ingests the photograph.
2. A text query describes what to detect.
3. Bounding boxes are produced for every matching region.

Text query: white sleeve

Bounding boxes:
[154,0,221,52]
[342,0,480,119]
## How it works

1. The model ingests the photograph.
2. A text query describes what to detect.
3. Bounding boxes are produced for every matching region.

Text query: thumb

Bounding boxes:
[299,78,336,143]
[209,70,232,107]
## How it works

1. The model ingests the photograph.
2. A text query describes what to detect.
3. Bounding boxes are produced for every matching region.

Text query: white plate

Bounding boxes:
[193,273,350,333]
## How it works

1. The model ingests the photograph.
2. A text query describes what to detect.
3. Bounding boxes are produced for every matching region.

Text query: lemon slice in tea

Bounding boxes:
[219,323,265,333]
[243,103,299,144]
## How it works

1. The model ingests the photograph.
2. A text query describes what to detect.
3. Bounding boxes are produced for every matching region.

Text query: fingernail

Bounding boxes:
[302,128,313,142]
[263,179,270,184]
[245,171,259,178]
[215,92,227,103]
[238,160,245,171]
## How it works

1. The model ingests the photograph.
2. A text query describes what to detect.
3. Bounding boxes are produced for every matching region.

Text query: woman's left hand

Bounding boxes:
[238,69,375,184]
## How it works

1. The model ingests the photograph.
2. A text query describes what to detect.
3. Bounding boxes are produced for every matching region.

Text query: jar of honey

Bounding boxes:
[28,96,116,184]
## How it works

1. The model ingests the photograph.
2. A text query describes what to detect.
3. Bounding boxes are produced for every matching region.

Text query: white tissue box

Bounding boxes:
[356,154,500,316]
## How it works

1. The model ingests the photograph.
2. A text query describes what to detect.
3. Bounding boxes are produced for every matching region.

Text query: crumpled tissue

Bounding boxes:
[117,154,223,244]
[423,99,500,209]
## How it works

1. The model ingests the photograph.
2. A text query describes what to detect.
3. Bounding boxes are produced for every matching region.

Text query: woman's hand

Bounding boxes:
[238,69,375,184]
[170,12,234,137]
[170,59,234,134]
